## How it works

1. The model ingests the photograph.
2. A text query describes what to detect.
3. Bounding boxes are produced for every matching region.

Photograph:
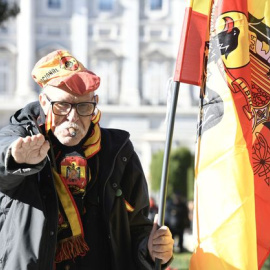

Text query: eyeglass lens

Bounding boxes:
[52,102,95,116]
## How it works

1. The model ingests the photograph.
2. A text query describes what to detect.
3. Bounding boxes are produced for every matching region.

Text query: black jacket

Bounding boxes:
[0,102,159,270]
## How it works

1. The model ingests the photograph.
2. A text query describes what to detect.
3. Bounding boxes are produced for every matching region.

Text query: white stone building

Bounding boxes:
[0,0,199,181]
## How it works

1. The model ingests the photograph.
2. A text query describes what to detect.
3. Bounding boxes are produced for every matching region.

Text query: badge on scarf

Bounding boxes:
[60,155,90,195]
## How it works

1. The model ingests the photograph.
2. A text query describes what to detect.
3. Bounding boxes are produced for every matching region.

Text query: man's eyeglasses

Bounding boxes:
[44,94,96,116]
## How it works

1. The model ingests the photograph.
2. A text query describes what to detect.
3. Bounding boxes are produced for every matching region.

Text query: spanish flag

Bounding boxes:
[176,0,270,269]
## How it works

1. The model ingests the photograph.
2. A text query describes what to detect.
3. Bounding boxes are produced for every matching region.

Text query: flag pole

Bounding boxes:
[155,80,180,270]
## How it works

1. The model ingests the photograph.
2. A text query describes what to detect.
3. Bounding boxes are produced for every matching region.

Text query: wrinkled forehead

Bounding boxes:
[43,85,95,102]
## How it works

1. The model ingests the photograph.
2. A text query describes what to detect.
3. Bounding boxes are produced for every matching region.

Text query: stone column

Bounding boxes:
[71,0,88,66]
[120,0,140,105]
[16,0,36,101]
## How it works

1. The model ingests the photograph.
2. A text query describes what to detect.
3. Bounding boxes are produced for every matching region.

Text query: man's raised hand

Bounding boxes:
[11,134,50,165]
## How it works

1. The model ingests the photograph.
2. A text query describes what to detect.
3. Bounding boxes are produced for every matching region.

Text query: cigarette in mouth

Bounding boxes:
[69,127,76,137]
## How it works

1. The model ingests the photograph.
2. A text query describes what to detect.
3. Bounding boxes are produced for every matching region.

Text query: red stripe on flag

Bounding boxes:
[174,8,208,86]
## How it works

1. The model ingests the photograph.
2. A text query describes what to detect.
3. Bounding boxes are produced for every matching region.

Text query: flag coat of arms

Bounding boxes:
[175,0,270,269]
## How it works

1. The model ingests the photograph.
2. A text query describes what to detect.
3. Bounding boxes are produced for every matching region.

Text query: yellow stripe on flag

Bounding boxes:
[191,65,257,268]
[192,0,212,15]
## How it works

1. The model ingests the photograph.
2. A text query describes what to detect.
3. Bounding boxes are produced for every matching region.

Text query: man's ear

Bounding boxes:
[39,93,50,115]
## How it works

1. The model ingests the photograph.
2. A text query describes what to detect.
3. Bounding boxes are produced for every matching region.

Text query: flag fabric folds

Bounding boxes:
[175,0,270,269]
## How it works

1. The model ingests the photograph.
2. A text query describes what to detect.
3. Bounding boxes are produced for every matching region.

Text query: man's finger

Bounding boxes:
[152,234,172,245]
[35,133,46,144]
[12,137,23,150]
[39,141,50,156]
[152,214,158,230]
[22,136,32,148]
[152,225,170,240]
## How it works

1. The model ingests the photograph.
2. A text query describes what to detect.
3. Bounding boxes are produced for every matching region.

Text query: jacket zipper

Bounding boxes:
[101,136,130,214]
[101,136,130,270]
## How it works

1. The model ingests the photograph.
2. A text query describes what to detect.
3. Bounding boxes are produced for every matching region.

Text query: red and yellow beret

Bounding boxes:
[31,50,100,95]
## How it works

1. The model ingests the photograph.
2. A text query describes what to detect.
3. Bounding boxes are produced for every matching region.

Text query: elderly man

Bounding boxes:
[0,50,173,270]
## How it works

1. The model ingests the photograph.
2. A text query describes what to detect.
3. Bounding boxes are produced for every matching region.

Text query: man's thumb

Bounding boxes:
[152,214,159,232]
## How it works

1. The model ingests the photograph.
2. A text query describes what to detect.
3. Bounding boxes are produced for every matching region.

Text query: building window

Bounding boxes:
[47,27,61,36]
[99,0,113,11]
[145,0,168,18]
[0,26,8,34]
[141,55,172,105]
[42,0,66,16]
[90,51,120,105]
[96,60,119,104]
[0,73,7,95]
[48,0,61,9]
[150,0,162,10]
[0,58,9,95]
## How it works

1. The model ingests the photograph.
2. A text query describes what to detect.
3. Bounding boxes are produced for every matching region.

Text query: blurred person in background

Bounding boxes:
[165,191,190,253]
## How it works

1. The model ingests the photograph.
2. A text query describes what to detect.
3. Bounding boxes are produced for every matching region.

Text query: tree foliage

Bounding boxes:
[150,147,194,199]
[150,150,164,191]
[0,0,20,25]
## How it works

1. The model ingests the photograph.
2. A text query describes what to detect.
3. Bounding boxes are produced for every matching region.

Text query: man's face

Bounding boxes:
[40,86,96,146]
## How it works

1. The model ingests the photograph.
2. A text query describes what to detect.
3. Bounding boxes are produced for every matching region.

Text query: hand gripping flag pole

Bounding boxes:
[154,5,192,269]
[155,81,180,270]
[154,5,188,266]
[154,0,210,268]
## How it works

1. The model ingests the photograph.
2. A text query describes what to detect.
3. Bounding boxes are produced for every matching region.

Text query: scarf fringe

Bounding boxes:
[55,235,89,263]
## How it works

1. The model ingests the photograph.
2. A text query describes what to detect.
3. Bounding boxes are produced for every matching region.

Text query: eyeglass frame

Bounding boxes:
[44,94,97,117]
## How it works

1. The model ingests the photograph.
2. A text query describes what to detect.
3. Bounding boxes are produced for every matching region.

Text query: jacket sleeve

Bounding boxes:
[0,124,46,192]
[121,151,172,269]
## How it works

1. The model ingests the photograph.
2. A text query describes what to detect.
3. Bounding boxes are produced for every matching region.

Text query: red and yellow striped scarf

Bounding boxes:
[46,110,101,263]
